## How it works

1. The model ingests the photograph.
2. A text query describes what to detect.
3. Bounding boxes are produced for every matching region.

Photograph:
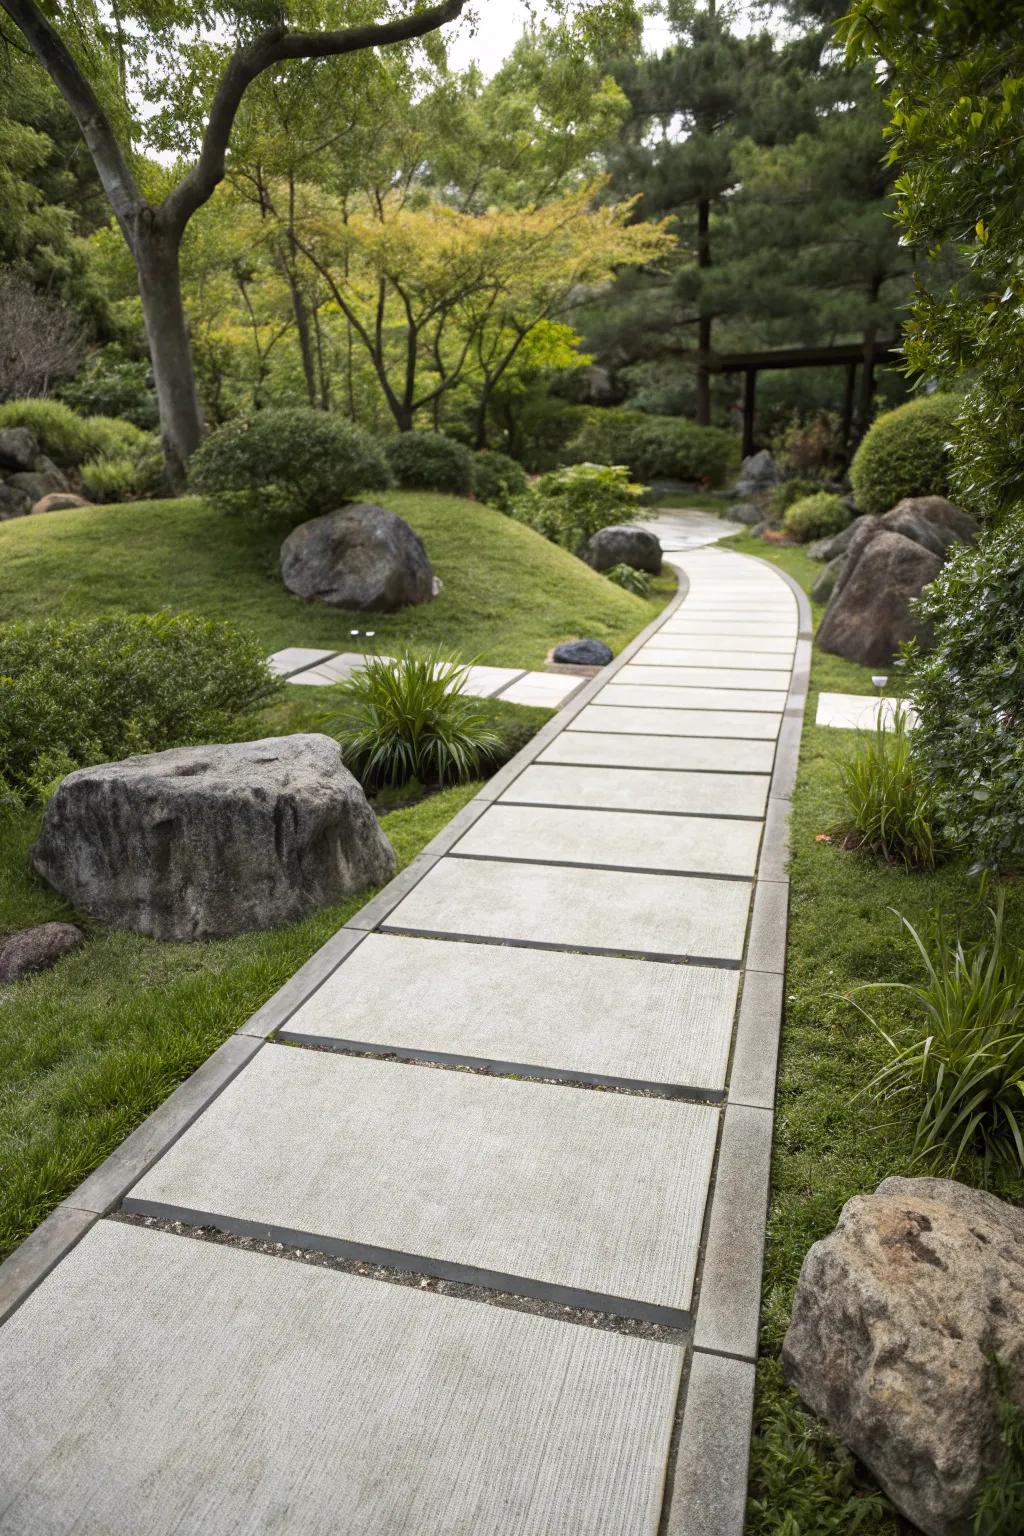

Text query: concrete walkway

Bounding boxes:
[0,515,809,1536]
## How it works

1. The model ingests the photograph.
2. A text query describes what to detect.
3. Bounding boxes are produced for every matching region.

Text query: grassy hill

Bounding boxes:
[0,491,673,667]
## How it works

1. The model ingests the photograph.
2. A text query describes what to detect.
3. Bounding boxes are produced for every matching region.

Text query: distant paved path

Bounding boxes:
[0,512,808,1536]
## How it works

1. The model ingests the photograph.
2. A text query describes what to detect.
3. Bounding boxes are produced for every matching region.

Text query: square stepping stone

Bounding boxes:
[502,762,770,819]
[537,731,777,775]
[619,664,792,691]
[630,647,793,672]
[127,1048,721,1321]
[644,633,796,655]
[457,665,526,698]
[499,672,583,707]
[282,932,740,1093]
[0,1221,681,1536]
[268,647,336,678]
[287,652,364,686]
[815,692,919,731]
[600,682,787,713]
[384,855,752,962]
[569,704,782,740]
[456,803,762,878]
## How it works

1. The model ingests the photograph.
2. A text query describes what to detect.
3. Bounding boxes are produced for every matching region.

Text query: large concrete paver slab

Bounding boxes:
[499,673,583,707]
[268,646,336,677]
[643,633,796,655]
[569,704,782,740]
[661,621,797,639]
[538,731,777,775]
[0,1221,681,1536]
[502,763,770,818]
[456,803,762,878]
[630,647,794,672]
[619,664,792,691]
[815,691,918,731]
[282,932,739,1092]
[384,855,752,961]
[458,664,526,697]
[127,1048,720,1319]
[600,683,787,713]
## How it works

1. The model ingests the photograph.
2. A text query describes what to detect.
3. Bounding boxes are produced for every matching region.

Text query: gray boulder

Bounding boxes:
[553,638,613,666]
[818,530,942,665]
[880,505,950,559]
[783,1177,1024,1536]
[6,466,69,503]
[0,426,38,474]
[807,514,878,564]
[0,922,85,982]
[30,735,396,942]
[730,501,764,527]
[584,524,662,575]
[810,555,844,605]
[731,449,779,498]
[281,503,434,612]
[889,495,977,544]
[0,482,32,520]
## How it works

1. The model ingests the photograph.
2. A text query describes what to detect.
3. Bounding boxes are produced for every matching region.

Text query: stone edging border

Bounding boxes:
[0,566,693,1326]
[664,554,812,1536]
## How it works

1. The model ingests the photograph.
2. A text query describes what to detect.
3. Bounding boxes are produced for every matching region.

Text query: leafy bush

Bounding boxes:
[563,409,738,486]
[471,450,528,510]
[837,705,943,869]
[80,455,140,504]
[604,563,652,596]
[849,394,959,515]
[329,651,501,791]
[769,477,822,520]
[0,612,278,800]
[855,895,1024,1178]
[505,391,587,473]
[512,462,642,554]
[83,415,147,460]
[772,410,844,479]
[783,492,850,542]
[0,399,94,466]
[905,510,1024,871]
[384,432,473,495]
[189,408,391,527]
[61,346,158,429]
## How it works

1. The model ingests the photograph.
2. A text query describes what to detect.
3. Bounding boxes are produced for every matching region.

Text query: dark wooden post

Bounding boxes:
[742,366,757,457]
[841,361,857,458]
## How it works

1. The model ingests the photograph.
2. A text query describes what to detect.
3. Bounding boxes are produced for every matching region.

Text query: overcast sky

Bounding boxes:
[446,4,678,76]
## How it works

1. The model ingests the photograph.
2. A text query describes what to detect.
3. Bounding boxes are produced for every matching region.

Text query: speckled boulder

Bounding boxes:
[553,638,614,666]
[584,525,662,575]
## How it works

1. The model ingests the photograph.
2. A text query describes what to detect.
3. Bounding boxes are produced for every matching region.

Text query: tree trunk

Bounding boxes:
[135,216,202,490]
[288,269,318,408]
[695,197,713,427]
[853,278,883,445]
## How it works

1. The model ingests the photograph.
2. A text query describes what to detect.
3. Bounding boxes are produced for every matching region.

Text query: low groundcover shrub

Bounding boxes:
[0,612,278,801]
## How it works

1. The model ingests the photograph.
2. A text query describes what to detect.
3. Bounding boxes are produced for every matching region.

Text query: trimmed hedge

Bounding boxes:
[850,394,959,515]
[563,409,738,487]
[783,492,850,542]
[384,432,473,496]
[471,450,528,510]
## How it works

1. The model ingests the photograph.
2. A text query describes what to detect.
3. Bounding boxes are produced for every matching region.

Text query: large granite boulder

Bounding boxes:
[281,503,434,612]
[584,524,662,575]
[818,530,941,664]
[553,637,613,666]
[0,482,32,520]
[807,514,878,564]
[810,554,844,605]
[783,1177,1024,1536]
[0,922,85,982]
[30,735,396,942]
[0,426,38,474]
[880,505,950,559]
[890,495,977,544]
[731,449,779,498]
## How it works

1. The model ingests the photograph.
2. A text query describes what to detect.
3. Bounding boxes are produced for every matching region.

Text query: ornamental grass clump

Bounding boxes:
[329,650,500,792]
[853,894,1024,1179]
[604,562,652,596]
[837,704,943,869]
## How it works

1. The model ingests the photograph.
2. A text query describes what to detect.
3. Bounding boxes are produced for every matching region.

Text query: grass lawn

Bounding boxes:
[726,533,1024,1532]
[0,491,674,668]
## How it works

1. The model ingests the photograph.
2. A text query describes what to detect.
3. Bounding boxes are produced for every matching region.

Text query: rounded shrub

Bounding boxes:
[471,450,528,510]
[563,409,738,487]
[850,394,959,515]
[0,399,94,466]
[384,432,474,496]
[0,612,278,801]
[189,408,391,527]
[783,492,850,542]
[769,477,822,520]
[83,414,147,460]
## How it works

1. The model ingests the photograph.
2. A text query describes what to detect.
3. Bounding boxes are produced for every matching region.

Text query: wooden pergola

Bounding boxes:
[707,339,902,458]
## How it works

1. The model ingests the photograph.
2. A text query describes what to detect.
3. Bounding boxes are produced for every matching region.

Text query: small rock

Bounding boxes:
[584,525,662,575]
[0,482,32,520]
[31,492,91,516]
[730,501,764,526]
[0,426,38,474]
[810,554,844,605]
[280,503,434,612]
[783,1177,1024,1536]
[818,530,941,664]
[553,638,614,666]
[0,922,85,982]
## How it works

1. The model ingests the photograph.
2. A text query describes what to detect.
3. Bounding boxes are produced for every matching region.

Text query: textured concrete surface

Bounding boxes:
[499,672,583,707]
[268,646,336,677]
[459,664,526,697]
[619,664,793,691]
[537,730,777,774]
[283,933,740,1091]
[600,682,788,713]
[815,690,919,731]
[502,763,770,818]
[667,1352,756,1536]
[692,1103,774,1360]
[0,1221,683,1536]
[129,1048,720,1316]
[643,633,796,655]
[455,802,763,876]
[568,704,782,740]
[384,855,753,961]
[631,646,794,670]
[661,621,797,638]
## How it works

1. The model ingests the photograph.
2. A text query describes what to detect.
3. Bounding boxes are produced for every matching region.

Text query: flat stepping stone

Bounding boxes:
[384,855,752,962]
[455,803,761,878]
[498,672,583,707]
[619,664,792,691]
[630,646,794,671]
[0,1221,681,1536]
[569,704,782,740]
[815,691,918,731]
[127,1048,720,1321]
[502,762,770,819]
[287,652,366,686]
[643,633,796,655]
[281,932,739,1093]
[599,682,787,713]
[457,664,526,697]
[268,646,337,678]
[537,731,777,775]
